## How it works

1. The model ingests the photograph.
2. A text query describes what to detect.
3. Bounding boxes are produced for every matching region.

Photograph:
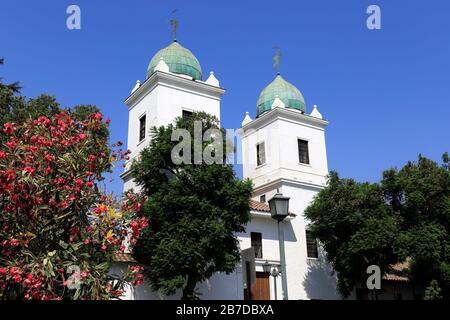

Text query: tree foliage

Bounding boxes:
[0,58,147,300]
[305,154,450,299]
[131,112,252,300]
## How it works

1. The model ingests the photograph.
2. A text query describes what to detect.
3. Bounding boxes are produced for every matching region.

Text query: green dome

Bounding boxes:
[256,74,306,117]
[147,41,203,80]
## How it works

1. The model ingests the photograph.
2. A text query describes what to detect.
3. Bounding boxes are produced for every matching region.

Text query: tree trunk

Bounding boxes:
[181,274,198,300]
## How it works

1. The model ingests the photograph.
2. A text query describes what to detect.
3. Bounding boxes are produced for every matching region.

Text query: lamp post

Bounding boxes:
[263,260,280,300]
[268,191,290,300]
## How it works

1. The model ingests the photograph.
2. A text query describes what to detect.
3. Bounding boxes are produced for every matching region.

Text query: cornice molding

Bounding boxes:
[125,71,225,108]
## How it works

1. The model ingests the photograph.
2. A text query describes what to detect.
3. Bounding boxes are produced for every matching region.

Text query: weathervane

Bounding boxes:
[273,46,282,74]
[170,9,178,41]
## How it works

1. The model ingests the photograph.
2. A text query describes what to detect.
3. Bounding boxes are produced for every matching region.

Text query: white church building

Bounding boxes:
[115,39,342,300]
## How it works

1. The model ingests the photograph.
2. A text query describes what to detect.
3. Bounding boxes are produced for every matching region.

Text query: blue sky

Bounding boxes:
[1,0,449,196]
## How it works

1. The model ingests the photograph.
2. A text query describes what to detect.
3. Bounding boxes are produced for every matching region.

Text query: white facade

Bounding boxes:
[235,106,340,300]
[118,40,341,299]
[121,68,224,191]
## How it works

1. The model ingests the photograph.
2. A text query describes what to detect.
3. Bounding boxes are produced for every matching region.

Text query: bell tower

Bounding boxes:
[121,40,225,191]
[239,71,336,299]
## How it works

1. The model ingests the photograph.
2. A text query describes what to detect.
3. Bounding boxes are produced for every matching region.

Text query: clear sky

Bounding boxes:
[1,0,449,196]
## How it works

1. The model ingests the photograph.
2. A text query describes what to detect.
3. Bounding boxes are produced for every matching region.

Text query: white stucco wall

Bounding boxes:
[122,71,224,192]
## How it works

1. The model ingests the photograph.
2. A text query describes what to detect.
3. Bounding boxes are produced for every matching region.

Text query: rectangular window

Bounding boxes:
[256,142,265,166]
[305,230,318,258]
[260,195,266,203]
[139,115,146,142]
[182,110,193,119]
[251,232,263,259]
[298,139,310,164]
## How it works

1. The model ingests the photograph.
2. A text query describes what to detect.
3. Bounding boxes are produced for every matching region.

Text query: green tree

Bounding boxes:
[131,112,252,300]
[305,153,450,299]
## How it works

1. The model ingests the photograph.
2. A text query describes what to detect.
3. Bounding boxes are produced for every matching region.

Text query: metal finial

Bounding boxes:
[272,46,282,74]
[170,9,178,41]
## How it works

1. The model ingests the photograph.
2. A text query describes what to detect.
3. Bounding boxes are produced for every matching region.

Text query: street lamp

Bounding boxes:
[262,260,280,300]
[268,191,290,300]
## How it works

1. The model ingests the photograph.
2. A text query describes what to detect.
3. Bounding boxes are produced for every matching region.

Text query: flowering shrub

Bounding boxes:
[0,112,147,300]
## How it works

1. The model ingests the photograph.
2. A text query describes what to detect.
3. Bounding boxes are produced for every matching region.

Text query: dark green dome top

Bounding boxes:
[256,74,306,117]
[147,41,203,80]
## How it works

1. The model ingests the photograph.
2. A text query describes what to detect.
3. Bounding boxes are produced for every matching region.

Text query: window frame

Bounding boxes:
[182,109,193,119]
[138,114,146,142]
[297,138,310,165]
[250,232,263,259]
[256,142,266,167]
[305,230,319,259]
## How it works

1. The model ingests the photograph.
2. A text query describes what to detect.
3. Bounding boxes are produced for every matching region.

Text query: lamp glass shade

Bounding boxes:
[268,193,290,221]
[262,260,271,273]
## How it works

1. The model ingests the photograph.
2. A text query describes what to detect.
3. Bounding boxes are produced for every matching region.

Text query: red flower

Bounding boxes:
[10,238,19,247]
[79,133,87,140]
[75,178,84,187]
[14,275,23,283]
[86,181,94,188]
[130,265,144,273]
[88,155,96,162]
[0,267,7,276]
[3,122,17,135]
[6,140,16,150]
[134,202,142,212]
[0,150,5,159]
[94,113,103,121]
[105,118,111,125]
[23,167,35,174]
[10,267,20,277]
[139,217,149,229]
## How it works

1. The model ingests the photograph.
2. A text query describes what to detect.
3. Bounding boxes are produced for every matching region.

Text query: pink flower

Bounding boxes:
[0,267,7,276]
[83,238,91,245]
[101,244,107,252]
[86,181,94,188]
[134,203,142,212]
[24,278,32,286]
[9,267,20,276]
[10,238,19,247]
[130,265,144,273]
[88,155,96,162]
[0,150,5,159]
[23,167,34,174]
[105,118,111,125]
[6,140,16,150]
[80,271,89,280]
[94,113,103,121]
[79,133,87,140]
[14,275,22,283]
[3,122,16,135]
